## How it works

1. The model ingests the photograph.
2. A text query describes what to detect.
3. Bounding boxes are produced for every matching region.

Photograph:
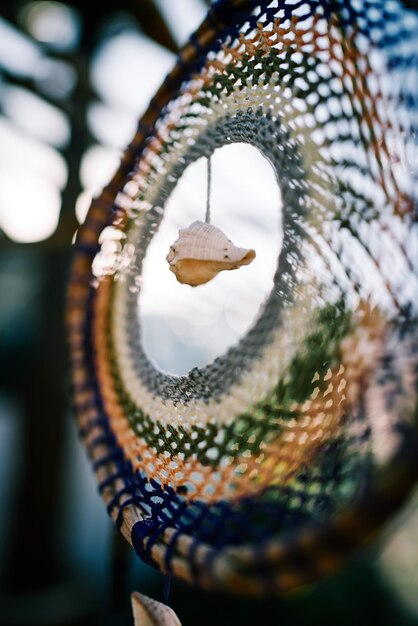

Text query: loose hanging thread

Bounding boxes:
[163,574,171,606]
[205,154,212,224]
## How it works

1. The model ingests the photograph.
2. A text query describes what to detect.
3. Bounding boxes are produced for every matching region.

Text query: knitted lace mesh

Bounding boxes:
[68,0,418,594]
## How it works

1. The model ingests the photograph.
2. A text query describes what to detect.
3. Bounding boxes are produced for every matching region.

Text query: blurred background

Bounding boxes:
[0,0,418,624]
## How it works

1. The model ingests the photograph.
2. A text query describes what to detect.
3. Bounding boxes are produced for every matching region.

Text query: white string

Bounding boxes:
[205,155,212,224]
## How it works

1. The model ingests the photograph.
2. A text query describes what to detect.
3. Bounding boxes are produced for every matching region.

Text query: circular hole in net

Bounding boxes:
[140,143,283,375]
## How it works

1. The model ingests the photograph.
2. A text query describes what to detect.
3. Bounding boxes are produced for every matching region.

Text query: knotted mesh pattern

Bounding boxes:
[68,0,418,594]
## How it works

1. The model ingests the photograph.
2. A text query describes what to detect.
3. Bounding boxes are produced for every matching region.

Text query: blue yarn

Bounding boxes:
[131,518,164,565]
[163,574,171,606]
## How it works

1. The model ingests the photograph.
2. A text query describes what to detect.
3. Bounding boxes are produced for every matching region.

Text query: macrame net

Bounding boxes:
[68,0,418,594]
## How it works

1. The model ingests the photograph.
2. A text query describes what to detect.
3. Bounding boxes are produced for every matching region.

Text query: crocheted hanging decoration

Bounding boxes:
[68,0,418,595]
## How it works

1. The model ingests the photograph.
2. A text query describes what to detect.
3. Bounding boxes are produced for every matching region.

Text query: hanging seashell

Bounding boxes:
[131,592,182,626]
[166,220,256,287]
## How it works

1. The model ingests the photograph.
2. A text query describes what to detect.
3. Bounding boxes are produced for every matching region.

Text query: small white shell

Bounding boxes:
[166,220,256,287]
[131,592,182,626]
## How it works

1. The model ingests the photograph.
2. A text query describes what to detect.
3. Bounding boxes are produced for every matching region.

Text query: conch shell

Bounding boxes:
[166,220,256,287]
[131,592,182,626]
